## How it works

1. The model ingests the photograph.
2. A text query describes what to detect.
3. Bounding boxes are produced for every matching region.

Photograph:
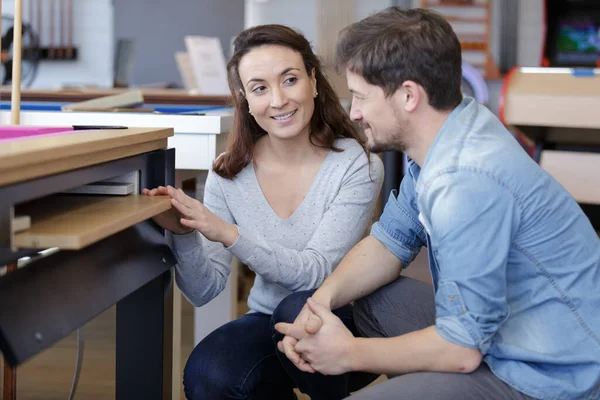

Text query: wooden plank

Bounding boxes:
[14,194,172,250]
[504,71,600,129]
[11,215,31,233]
[425,1,485,6]
[0,127,172,171]
[0,138,167,186]
[540,150,600,205]
[461,41,487,51]
[443,15,488,23]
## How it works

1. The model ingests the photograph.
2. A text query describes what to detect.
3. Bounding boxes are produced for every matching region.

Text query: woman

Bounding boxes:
[144,24,383,400]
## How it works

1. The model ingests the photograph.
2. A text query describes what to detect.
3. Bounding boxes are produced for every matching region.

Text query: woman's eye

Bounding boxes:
[252,86,266,94]
[284,77,297,85]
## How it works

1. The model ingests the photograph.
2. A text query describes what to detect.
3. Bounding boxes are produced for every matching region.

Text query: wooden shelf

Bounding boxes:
[461,41,487,51]
[502,69,600,129]
[444,15,488,23]
[457,33,486,41]
[541,151,600,205]
[14,194,172,250]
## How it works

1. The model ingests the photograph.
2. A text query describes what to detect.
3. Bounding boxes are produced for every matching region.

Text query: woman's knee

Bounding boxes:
[271,289,316,327]
[183,336,241,399]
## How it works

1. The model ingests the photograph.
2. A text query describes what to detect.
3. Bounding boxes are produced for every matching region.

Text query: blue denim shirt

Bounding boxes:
[371,97,600,400]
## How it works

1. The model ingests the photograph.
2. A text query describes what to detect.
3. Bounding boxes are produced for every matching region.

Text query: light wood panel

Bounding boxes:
[502,69,600,130]
[0,127,172,170]
[540,150,600,205]
[1,139,168,187]
[0,126,172,186]
[14,195,172,250]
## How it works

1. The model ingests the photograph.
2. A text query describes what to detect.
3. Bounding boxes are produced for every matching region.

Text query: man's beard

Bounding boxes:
[368,137,406,153]
[363,120,408,153]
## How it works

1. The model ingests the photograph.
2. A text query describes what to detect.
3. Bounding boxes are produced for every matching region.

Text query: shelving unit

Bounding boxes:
[500,67,600,205]
[420,0,501,79]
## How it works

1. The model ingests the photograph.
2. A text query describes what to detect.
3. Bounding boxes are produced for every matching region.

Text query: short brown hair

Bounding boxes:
[335,7,462,111]
[214,24,367,179]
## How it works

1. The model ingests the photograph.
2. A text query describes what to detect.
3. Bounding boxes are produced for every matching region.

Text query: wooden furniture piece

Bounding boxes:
[0,126,177,400]
[0,103,235,400]
[500,67,600,210]
[420,0,501,79]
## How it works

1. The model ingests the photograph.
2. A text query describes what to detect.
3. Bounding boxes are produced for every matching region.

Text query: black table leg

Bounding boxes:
[116,269,173,400]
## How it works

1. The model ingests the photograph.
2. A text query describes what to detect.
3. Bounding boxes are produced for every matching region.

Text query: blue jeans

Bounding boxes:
[183,290,378,399]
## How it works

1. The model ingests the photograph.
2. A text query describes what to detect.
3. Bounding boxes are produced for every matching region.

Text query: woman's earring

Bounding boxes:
[314,92,318,98]
[249,109,253,115]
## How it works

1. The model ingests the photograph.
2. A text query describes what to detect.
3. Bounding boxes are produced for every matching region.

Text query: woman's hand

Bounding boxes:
[165,185,239,246]
[142,186,193,234]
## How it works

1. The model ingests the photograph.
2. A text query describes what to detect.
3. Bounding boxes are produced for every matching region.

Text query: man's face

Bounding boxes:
[346,69,408,153]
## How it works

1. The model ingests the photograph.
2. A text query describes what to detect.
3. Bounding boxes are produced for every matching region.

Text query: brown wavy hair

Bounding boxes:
[213,24,368,179]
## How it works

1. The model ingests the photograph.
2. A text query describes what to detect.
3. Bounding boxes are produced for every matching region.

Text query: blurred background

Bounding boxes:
[1,0,599,399]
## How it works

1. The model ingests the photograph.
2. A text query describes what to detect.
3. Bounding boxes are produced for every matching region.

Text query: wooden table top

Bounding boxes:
[0,126,173,186]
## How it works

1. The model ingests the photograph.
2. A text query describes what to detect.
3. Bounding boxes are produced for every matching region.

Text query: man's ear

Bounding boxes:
[400,80,421,113]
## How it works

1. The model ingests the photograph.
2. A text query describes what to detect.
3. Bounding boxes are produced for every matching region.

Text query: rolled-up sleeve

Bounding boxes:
[423,170,521,353]
[371,168,425,267]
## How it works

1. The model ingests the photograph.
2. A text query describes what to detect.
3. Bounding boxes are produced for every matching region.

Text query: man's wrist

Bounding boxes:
[348,337,365,372]
[311,288,334,309]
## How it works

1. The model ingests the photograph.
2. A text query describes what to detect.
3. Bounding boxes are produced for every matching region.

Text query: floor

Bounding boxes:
[0,249,431,400]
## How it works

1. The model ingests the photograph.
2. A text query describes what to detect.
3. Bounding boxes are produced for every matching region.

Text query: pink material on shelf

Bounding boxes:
[0,126,75,139]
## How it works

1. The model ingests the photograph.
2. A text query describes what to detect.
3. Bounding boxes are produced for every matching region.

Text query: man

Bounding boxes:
[274,7,600,400]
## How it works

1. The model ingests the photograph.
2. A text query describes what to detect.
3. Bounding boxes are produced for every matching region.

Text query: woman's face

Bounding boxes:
[238,45,317,141]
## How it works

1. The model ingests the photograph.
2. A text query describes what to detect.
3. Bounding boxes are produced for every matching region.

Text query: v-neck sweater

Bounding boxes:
[172,138,384,315]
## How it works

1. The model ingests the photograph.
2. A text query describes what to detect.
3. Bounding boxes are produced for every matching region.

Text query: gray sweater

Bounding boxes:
[172,138,384,315]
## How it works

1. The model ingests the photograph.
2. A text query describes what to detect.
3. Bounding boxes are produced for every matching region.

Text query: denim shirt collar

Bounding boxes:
[413,96,474,196]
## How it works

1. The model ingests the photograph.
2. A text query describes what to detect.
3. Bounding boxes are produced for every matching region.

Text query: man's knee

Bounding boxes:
[353,277,435,338]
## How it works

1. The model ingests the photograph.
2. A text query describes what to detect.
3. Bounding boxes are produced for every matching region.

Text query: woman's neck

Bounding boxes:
[255,131,326,167]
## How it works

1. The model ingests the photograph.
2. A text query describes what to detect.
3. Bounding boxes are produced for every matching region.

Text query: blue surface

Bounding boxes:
[571,68,597,77]
[0,101,231,114]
